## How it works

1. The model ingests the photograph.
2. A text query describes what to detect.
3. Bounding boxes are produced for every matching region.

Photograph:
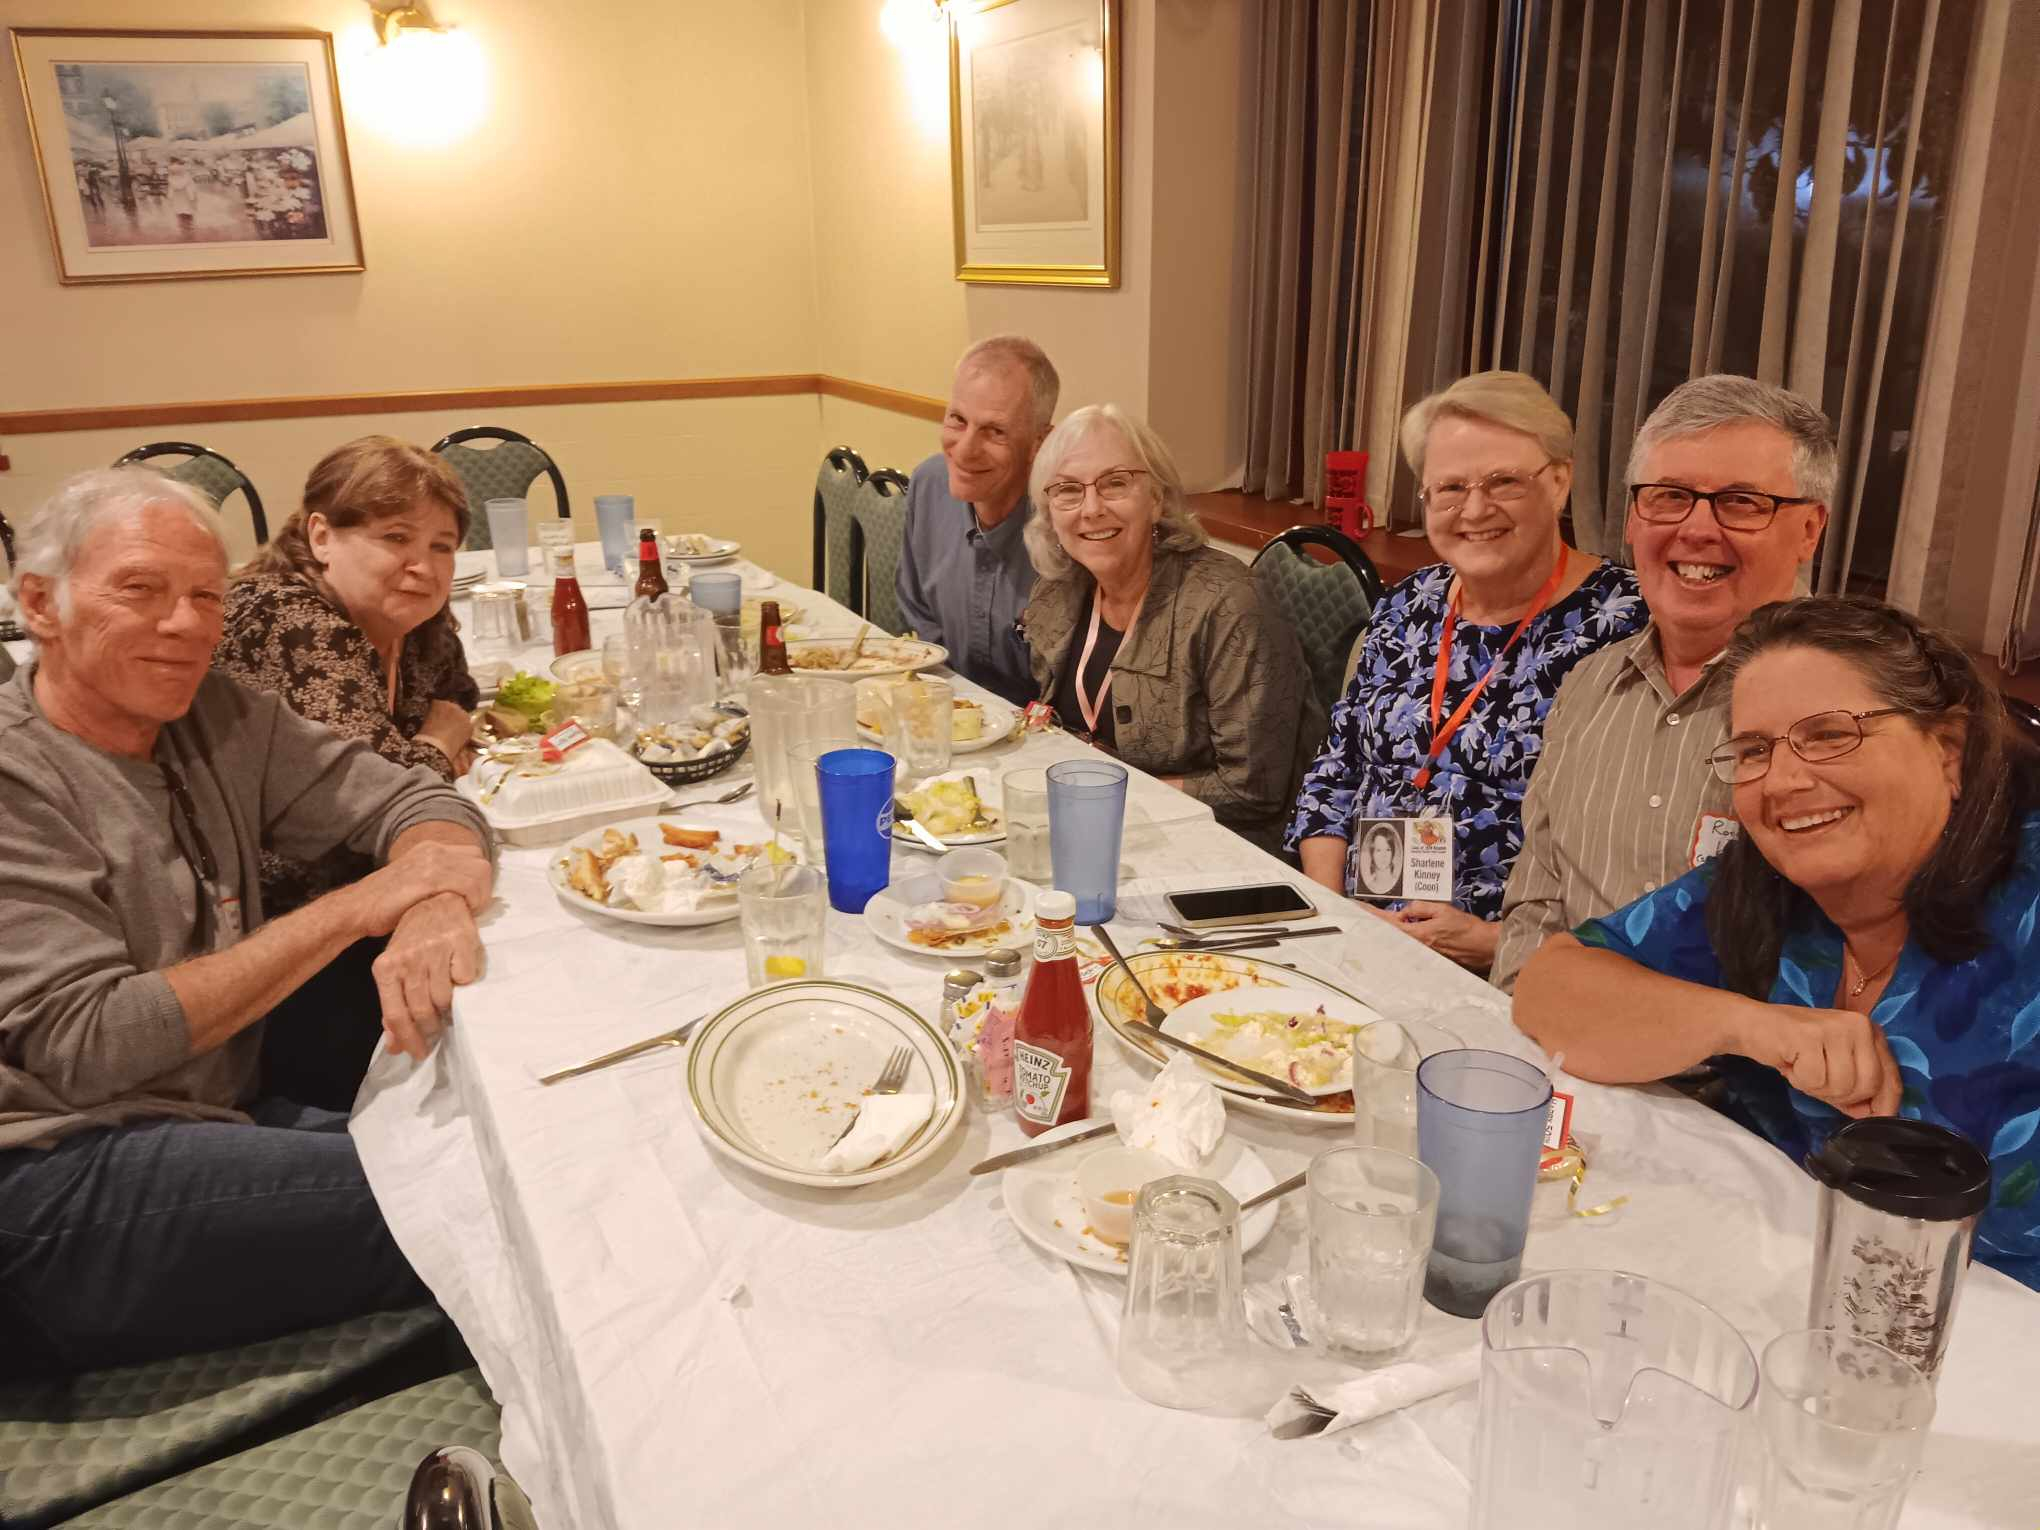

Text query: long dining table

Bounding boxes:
[348,547,2040,1529]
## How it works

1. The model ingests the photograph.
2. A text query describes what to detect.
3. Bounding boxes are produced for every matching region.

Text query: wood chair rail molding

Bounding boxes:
[0,373,948,435]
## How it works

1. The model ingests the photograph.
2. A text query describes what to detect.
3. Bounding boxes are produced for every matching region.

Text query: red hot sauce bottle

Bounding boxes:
[550,546,591,656]
[1012,890,1092,1137]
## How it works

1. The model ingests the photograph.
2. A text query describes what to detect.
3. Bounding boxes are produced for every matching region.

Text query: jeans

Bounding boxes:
[0,1098,429,1375]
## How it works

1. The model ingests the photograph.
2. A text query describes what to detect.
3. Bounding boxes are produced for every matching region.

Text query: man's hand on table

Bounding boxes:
[373,892,484,1058]
[346,838,493,936]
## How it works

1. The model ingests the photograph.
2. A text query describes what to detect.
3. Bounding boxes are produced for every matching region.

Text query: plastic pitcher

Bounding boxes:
[1469,1269,1758,1530]
[625,594,717,729]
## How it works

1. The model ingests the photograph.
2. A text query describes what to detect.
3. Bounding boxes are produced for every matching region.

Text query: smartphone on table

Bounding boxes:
[1163,882,1318,929]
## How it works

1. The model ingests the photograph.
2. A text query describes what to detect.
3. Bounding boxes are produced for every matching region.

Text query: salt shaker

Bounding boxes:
[1806,1117,1991,1379]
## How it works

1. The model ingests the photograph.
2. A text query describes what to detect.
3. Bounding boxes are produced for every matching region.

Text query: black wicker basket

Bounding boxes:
[637,732,750,787]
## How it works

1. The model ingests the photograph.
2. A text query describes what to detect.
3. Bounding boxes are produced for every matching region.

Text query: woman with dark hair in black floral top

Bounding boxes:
[214,434,479,1105]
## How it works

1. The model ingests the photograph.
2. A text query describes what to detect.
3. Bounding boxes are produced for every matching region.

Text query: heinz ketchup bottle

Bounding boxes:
[1012,890,1092,1136]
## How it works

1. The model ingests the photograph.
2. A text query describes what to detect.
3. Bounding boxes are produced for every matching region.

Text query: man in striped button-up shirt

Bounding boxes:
[1490,376,1834,991]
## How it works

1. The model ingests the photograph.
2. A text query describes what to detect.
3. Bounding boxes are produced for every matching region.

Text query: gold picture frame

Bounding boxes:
[949,0,1118,288]
[11,27,365,284]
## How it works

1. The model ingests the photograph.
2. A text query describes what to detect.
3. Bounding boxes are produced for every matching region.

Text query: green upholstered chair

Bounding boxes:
[68,1368,520,1530]
[112,443,268,545]
[429,427,571,551]
[1250,524,1387,715]
[813,446,868,613]
[0,1305,447,1529]
[850,469,911,636]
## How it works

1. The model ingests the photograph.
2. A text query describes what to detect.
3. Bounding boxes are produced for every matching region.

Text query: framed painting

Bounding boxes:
[949,0,1118,288]
[11,28,364,284]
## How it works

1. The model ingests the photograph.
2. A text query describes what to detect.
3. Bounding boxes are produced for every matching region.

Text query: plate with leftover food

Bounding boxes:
[1158,989,1386,1098]
[785,637,948,678]
[863,873,1036,959]
[663,533,741,563]
[856,691,1019,754]
[892,771,1004,846]
[547,816,798,927]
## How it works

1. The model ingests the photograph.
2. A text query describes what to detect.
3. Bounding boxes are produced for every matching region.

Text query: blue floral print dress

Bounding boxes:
[1576,812,2040,1291]
[1284,561,1646,917]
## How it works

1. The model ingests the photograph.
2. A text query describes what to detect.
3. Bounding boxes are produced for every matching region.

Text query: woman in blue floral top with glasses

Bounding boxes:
[1515,597,2040,1289]
[1287,372,1645,973]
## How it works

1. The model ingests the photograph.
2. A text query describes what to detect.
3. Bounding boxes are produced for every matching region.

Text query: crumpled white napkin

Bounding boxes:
[1109,1053,1227,1170]
[1265,1346,1481,1438]
[819,1091,933,1173]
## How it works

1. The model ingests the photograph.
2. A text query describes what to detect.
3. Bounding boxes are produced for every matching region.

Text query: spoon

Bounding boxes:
[1240,1172,1306,1213]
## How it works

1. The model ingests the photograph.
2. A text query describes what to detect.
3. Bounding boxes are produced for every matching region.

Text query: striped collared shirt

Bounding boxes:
[1490,622,1737,991]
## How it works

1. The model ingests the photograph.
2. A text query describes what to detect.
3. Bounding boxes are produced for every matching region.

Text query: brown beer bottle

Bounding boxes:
[758,600,792,676]
[633,528,669,600]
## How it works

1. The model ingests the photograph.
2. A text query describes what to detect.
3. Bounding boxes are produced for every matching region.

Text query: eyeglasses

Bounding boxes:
[1707,708,1913,785]
[1418,462,1555,514]
[1629,483,1821,531]
[161,761,219,886]
[1042,467,1151,514]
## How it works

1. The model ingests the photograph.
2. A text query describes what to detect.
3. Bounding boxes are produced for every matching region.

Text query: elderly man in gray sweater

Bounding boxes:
[0,468,496,1373]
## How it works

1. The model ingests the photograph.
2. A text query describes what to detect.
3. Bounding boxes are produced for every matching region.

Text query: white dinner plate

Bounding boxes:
[1001,1117,1279,1276]
[864,874,1036,959]
[892,769,1006,847]
[857,701,1020,755]
[786,637,948,680]
[1093,950,1362,1126]
[1159,988,1386,1099]
[664,534,742,564]
[546,815,789,928]
[686,981,964,1189]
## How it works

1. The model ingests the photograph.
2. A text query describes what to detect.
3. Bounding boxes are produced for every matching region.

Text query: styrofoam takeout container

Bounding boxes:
[458,737,672,846]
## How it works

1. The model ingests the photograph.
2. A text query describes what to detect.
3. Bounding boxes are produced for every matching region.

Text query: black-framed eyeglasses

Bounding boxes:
[1629,482,1821,531]
[160,761,219,886]
[1418,461,1555,514]
[1707,708,1914,785]
[1041,467,1151,514]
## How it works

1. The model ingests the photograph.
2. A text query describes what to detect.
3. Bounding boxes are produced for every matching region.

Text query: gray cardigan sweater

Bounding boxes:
[0,661,491,1150]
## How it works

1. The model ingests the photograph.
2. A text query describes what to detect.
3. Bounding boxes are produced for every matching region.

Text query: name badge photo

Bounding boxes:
[1690,812,1740,867]
[1347,815,1454,903]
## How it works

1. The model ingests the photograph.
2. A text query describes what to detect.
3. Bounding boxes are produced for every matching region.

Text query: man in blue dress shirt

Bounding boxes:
[896,335,1059,706]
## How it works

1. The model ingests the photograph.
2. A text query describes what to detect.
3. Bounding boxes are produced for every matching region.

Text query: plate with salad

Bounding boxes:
[1157,989,1387,1098]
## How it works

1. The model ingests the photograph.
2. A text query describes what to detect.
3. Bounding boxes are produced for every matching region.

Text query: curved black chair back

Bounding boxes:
[430,427,571,551]
[851,469,912,634]
[1251,523,1388,712]
[113,441,268,545]
[0,507,15,568]
[813,446,868,610]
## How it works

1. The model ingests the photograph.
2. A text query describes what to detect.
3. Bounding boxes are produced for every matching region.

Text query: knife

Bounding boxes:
[1144,1026,1321,1105]
[893,799,951,853]
[968,1122,1116,1174]
[1162,926,1343,952]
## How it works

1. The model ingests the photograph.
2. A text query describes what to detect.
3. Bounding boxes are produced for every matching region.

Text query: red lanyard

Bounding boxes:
[1411,547,1568,791]
[1074,595,1136,736]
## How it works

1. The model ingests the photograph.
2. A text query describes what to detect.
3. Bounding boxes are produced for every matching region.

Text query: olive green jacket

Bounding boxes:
[1022,546,1325,837]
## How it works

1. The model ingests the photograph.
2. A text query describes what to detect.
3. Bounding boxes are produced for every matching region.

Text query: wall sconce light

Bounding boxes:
[371,3,447,46]
[357,0,485,145]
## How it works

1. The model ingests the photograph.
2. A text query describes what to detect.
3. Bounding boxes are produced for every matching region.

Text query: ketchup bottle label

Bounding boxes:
[1034,924,1077,963]
[1012,1041,1072,1127]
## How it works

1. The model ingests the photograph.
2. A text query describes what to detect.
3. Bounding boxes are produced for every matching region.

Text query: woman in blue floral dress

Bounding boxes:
[1515,597,2040,1289]
[1288,372,1646,972]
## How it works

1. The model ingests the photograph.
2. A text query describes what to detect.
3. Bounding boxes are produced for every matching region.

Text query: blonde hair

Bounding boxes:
[1400,371,1575,481]
[1024,404,1207,580]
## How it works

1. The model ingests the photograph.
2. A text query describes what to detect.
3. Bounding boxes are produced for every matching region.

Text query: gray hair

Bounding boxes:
[1023,404,1207,580]
[956,334,1061,436]
[1400,370,1575,480]
[1628,374,1838,503]
[11,467,227,620]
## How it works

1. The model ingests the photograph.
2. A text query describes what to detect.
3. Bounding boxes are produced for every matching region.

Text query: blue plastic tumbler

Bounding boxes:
[1415,1049,1552,1318]
[1046,759,1129,924]
[593,494,636,576]
[815,748,896,913]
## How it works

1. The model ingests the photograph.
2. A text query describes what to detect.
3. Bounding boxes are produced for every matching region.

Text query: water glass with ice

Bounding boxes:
[1307,1146,1439,1359]
[786,735,859,870]
[881,675,953,783]
[1047,759,1128,923]
[594,494,636,576]
[1001,768,1052,882]
[1747,1329,1934,1530]
[1352,1017,1465,1156]
[737,862,828,987]
[1416,1049,1551,1318]
[485,498,530,578]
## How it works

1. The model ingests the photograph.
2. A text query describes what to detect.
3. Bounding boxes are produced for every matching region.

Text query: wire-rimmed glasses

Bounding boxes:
[1629,482,1821,530]
[1041,467,1151,513]
[1418,462,1554,514]
[1707,707,1913,785]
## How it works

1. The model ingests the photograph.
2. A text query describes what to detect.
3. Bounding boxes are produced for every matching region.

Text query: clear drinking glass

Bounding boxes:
[593,494,636,576]
[1352,1017,1465,1156]
[1307,1146,1439,1359]
[737,862,828,987]
[601,634,639,713]
[786,735,860,870]
[1748,1330,1935,1530]
[484,498,529,577]
[882,676,954,783]
[1001,768,1052,882]
[551,677,619,742]
[1416,1049,1551,1318]
[1117,1176,1246,1411]
[468,585,525,657]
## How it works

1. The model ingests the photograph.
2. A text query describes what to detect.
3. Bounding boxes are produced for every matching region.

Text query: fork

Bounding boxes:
[660,781,755,814]
[828,1045,915,1147]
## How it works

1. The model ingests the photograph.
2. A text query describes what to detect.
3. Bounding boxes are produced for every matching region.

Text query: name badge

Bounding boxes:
[1346,815,1454,903]
[1690,812,1740,867]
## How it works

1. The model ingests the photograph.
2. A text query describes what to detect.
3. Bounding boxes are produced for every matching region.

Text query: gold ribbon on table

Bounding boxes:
[1540,1139,1629,1219]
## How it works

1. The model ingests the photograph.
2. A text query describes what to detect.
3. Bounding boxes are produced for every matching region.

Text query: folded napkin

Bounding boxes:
[1265,1346,1481,1439]
[819,1091,933,1173]
[1109,1054,1227,1170]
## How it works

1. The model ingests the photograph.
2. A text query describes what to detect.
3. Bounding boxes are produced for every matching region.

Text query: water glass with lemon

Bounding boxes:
[738,862,827,987]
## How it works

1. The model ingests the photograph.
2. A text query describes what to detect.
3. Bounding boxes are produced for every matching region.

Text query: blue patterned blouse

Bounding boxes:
[1576,812,2040,1291]
[1284,560,1646,917]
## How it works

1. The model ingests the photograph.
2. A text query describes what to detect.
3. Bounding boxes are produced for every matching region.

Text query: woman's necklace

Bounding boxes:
[1842,941,1902,1000]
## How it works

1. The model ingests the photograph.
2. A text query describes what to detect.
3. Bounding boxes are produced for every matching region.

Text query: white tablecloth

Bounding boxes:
[352,562,2040,1530]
